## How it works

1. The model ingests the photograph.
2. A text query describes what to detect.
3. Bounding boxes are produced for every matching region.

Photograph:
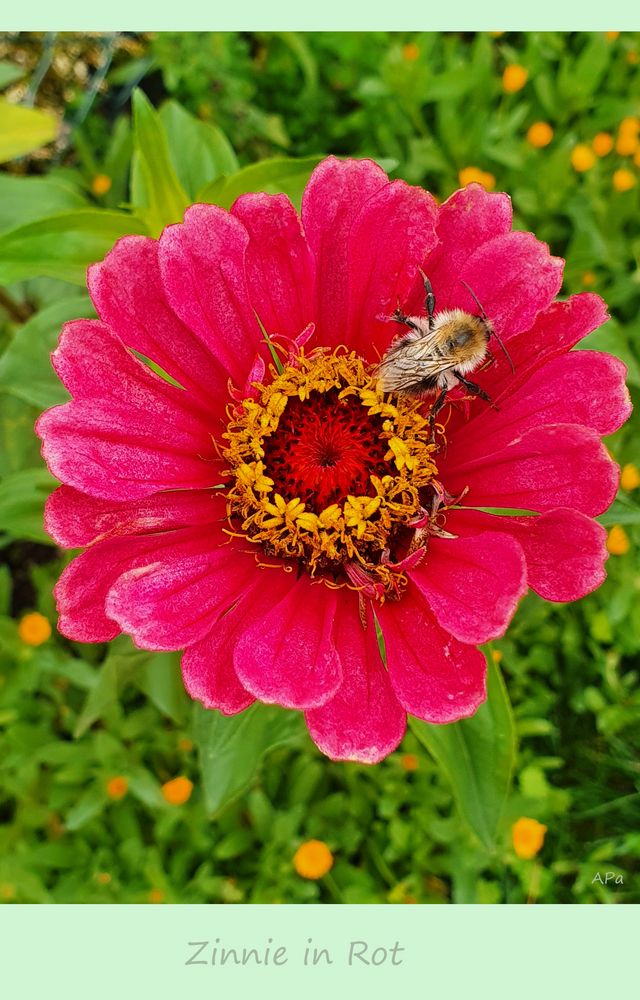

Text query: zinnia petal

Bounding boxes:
[36,321,218,500]
[377,587,488,723]
[231,192,315,340]
[45,485,223,548]
[441,423,619,517]
[459,350,631,454]
[305,597,406,763]
[449,231,564,337]
[302,156,389,344]
[423,183,513,305]
[409,531,527,644]
[445,506,609,602]
[104,529,257,651]
[233,575,342,710]
[158,203,263,384]
[87,235,230,417]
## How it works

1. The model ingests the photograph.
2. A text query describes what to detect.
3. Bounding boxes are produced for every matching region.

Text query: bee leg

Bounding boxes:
[390,305,420,331]
[453,372,496,407]
[418,269,436,332]
[427,387,448,437]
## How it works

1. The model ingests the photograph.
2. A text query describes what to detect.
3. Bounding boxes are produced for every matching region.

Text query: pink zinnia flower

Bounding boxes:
[36,158,630,763]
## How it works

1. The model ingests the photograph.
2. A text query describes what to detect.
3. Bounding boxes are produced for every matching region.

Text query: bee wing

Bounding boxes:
[387,337,458,374]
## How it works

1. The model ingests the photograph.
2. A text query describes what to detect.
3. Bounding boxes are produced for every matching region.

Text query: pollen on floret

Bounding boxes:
[592,132,614,157]
[106,776,128,800]
[571,144,596,173]
[502,64,528,93]
[161,775,193,805]
[458,166,496,190]
[607,525,630,555]
[91,174,112,196]
[526,122,553,148]
[612,168,636,192]
[293,840,334,879]
[620,463,640,491]
[512,817,547,859]
[18,611,51,646]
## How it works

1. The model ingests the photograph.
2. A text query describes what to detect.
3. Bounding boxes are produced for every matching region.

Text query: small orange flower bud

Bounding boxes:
[592,132,614,157]
[612,168,636,192]
[581,271,597,287]
[293,839,334,879]
[615,131,639,156]
[491,648,503,663]
[106,776,128,800]
[0,883,16,901]
[512,817,547,859]
[177,737,193,752]
[620,463,640,491]
[91,173,112,196]
[626,50,639,65]
[502,64,528,93]
[401,753,419,771]
[402,42,420,62]
[18,611,51,646]
[458,166,496,191]
[527,122,553,148]
[607,525,630,555]
[161,775,193,805]
[570,144,596,172]
[96,872,112,885]
[605,31,620,42]
[148,888,165,903]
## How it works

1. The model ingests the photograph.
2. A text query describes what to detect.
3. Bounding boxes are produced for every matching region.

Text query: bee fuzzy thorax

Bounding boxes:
[376,308,492,396]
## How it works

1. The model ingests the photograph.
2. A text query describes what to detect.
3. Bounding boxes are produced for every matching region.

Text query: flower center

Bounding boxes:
[222,348,442,599]
[263,389,390,511]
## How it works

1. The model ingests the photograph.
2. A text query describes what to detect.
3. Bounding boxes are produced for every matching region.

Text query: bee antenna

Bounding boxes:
[459,279,515,374]
[491,329,516,374]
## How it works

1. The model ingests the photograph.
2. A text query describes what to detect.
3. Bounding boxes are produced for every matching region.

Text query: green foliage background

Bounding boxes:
[0,31,639,905]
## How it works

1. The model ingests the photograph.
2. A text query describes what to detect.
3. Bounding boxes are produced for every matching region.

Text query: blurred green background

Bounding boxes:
[0,31,639,904]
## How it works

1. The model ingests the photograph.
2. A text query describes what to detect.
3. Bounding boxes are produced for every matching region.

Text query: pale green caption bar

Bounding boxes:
[0,904,635,998]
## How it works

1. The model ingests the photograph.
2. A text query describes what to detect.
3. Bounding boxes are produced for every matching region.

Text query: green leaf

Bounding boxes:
[0,174,86,236]
[193,701,306,815]
[409,660,517,850]
[197,155,324,210]
[576,317,640,388]
[65,787,106,832]
[0,61,26,90]
[74,639,149,738]
[130,89,190,237]
[0,296,94,410]
[0,393,41,477]
[0,468,56,545]
[0,97,57,162]
[135,651,189,724]
[158,100,238,198]
[0,209,148,286]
